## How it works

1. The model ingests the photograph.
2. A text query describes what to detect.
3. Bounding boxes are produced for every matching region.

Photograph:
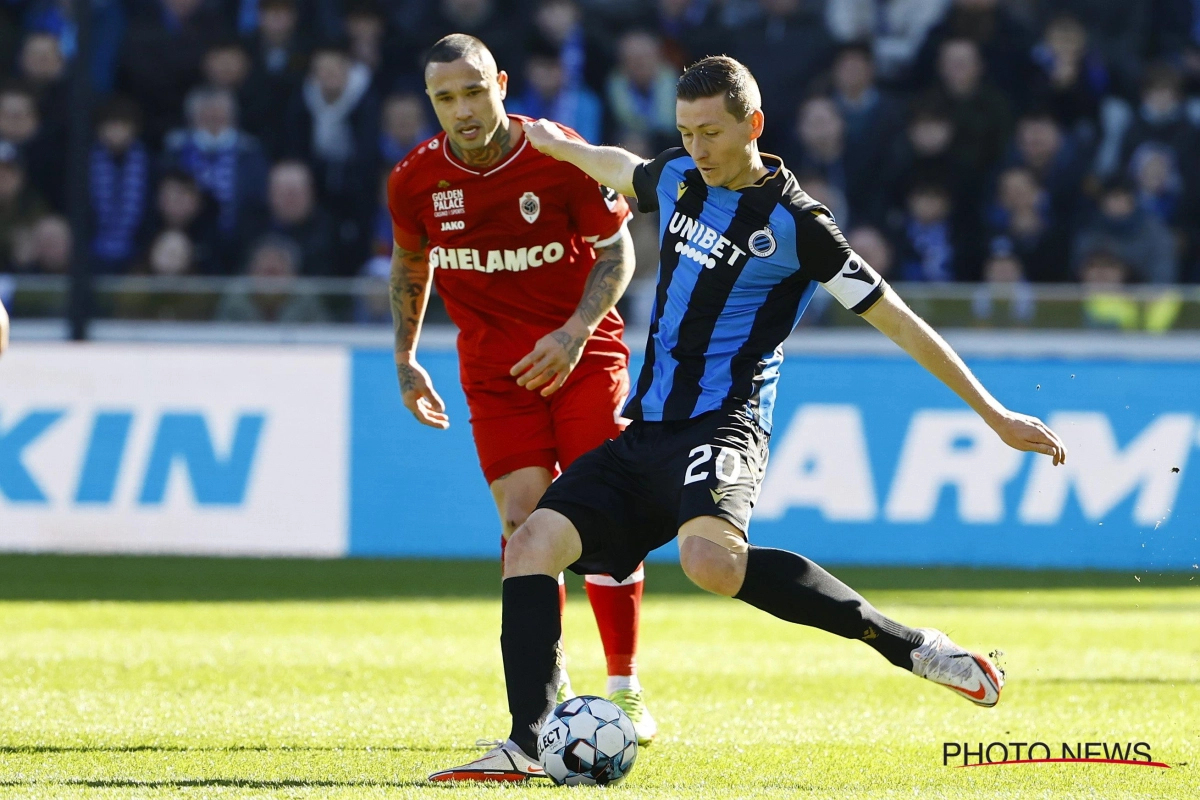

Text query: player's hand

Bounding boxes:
[396,358,449,429]
[991,411,1067,466]
[511,320,588,397]
[522,119,571,160]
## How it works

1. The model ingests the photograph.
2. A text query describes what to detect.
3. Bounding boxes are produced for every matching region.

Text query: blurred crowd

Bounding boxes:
[2,0,1200,323]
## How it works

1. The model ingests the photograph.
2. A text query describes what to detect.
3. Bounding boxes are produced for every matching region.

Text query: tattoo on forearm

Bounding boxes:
[575,236,634,329]
[396,362,418,393]
[450,122,514,169]
[551,329,585,363]
[390,242,431,362]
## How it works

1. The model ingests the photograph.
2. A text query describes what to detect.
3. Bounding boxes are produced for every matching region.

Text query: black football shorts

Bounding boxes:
[536,404,770,581]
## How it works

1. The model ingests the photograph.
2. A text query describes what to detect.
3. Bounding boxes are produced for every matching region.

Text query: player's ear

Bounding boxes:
[497,70,509,100]
[747,109,765,141]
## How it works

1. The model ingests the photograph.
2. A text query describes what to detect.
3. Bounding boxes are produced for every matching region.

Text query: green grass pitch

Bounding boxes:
[0,555,1196,799]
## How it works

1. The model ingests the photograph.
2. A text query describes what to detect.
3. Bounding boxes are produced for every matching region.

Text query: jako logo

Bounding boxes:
[0,410,265,507]
[757,405,1192,526]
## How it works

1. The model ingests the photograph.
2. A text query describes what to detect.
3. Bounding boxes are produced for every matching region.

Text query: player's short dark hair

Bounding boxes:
[423,34,495,72]
[676,56,761,122]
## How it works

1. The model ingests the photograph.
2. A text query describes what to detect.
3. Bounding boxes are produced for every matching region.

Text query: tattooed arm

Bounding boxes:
[391,239,449,429]
[511,224,636,396]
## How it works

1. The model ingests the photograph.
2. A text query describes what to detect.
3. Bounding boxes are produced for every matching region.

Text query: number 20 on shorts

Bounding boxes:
[683,445,742,485]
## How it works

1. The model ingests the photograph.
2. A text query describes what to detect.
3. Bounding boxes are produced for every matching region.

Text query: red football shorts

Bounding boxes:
[465,354,630,485]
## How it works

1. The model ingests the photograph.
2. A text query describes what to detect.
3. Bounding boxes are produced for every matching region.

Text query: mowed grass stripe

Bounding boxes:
[0,556,1195,798]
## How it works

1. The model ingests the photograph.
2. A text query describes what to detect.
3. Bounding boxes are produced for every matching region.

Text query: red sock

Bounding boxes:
[584,564,643,677]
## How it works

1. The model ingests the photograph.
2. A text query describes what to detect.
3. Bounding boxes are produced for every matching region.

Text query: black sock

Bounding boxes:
[734,546,923,669]
[501,574,562,758]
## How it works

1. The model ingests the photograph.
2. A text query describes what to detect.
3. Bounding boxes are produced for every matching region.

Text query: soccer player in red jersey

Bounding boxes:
[387,34,657,748]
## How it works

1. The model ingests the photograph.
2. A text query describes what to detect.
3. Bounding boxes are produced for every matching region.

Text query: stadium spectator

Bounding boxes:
[913,0,1035,103]
[653,0,726,68]
[931,38,1012,184]
[532,0,611,94]
[794,172,849,231]
[829,43,903,224]
[731,0,834,153]
[1130,142,1187,229]
[264,160,338,276]
[379,92,433,166]
[283,39,379,244]
[972,244,1035,325]
[881,99,962,217]
[1006,110,1087,222]
[145,169,222,274]
[163,86,269,254]
[510,38,603,145]
[18,32,68,138]
[243,0,309,158]
[200,38,254,123]
[606,30,678,150]
[0,82,62,210]
[1040,0,1148,98]
[145,229,196,276]
[824,0,951,84]
[1116,64,1200,184]
[987,167,1070,283]
[1078,245,1139,329]
[14,214,72,274]
[1027,14,1106,137]
[846,225,894,280]
[1074,179,1177,284]
[897,182,956,281]
[118,0,232,145]
[215,234,330,322]
[788,96,858,229]
[344,1,390,95]
[89,98,151,274]
[417,0,523,79]
[0,143,47,272]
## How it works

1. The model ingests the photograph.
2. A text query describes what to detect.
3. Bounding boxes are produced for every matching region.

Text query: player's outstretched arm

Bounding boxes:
[862,287,1067,465]
[390,240,449,429]
[0,297,8,357]
[522,119,642,198]
[512,225,636,396]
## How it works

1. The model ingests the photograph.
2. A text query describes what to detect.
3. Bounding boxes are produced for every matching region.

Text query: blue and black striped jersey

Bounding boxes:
[624,148,888,432]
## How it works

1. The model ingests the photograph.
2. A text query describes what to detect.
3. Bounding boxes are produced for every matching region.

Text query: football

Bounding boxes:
[536,696,639,785]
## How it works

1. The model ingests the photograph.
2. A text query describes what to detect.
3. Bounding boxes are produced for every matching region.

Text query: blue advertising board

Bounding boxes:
[349,348,1200,571]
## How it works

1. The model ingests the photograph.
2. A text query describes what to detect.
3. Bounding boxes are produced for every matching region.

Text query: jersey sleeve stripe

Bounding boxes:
[589,218,629,249]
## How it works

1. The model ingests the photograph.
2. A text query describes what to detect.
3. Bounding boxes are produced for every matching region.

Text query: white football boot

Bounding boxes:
[910,628,1005,707]
[428,740,547,783]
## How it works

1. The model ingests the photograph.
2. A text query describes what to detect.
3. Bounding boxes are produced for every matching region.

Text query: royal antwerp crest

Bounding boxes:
[519,191,541,223]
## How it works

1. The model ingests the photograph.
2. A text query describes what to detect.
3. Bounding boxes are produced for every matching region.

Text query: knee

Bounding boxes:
[501,498,534,538]
[678,535,744,597]
[503,509,582,579]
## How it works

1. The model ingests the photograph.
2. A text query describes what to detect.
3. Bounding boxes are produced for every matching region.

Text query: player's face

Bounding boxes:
[425,58,508,153]
[676,96,764,189]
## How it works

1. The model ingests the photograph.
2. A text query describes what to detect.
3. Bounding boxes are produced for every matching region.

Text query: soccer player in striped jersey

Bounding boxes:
[430,55,1067,782]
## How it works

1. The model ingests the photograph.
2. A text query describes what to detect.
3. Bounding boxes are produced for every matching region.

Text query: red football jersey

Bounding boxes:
[388,116,632,381]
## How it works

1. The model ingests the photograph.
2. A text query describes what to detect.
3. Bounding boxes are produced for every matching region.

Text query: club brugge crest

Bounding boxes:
[519,191,541,223]
[748,227,777,258]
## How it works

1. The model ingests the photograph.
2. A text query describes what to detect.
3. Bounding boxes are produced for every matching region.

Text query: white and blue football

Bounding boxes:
[536,695,638,785]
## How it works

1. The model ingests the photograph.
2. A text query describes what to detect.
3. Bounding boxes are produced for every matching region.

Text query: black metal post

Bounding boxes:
[66,0,94,341]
